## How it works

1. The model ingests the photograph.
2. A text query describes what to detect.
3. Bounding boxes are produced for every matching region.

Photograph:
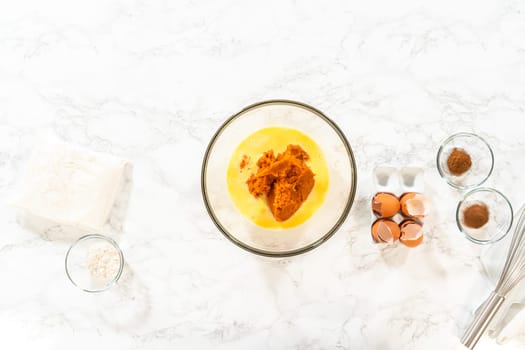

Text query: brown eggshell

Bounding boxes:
[372,192,400,218]
[400,192,428,218]
[371,219,400,243]
[399,220,424,248]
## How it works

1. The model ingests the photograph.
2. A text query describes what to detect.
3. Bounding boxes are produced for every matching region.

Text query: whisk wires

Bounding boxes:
[495,206,525,295]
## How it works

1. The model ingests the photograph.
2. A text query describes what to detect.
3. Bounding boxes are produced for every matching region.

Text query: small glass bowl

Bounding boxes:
[436,132,494,190]
[456,187,513,244]
[65,234,124,292]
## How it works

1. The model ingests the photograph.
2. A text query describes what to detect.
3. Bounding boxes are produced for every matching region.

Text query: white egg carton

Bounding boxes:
[371,166,425,244]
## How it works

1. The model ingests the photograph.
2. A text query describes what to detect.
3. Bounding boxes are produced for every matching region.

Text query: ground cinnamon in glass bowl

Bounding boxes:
[456,188,513,244]
[447,148,472,176]
[463,203,489,229]
[437,132,494,190]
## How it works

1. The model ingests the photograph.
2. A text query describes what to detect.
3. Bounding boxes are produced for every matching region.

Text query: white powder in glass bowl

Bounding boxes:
[86,245,121,281]
[66,234,124,292]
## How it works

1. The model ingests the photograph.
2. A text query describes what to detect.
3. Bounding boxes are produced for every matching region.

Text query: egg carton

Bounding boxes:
[371,166,426,245]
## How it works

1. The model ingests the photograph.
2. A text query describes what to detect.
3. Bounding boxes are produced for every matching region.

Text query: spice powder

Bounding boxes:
[463,203,489,229]
[447,148,472,176]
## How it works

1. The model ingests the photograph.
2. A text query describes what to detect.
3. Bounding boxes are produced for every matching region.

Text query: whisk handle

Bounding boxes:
[461,291,505,349]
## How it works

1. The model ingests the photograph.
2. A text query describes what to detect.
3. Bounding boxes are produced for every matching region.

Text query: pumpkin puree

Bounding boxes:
[246,145,315,222]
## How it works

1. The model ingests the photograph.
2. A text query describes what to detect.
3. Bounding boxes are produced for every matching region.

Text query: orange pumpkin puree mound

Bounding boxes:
[246,145,315,222]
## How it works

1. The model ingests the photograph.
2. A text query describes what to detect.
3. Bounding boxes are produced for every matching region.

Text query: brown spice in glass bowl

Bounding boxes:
[463,203,489,229]
[447,147,472,176]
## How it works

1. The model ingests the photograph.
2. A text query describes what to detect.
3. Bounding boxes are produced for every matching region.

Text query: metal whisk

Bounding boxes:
[461,206,525,349]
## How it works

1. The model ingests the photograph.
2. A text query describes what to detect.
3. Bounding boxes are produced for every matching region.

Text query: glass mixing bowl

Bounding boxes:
[201,100,357,257]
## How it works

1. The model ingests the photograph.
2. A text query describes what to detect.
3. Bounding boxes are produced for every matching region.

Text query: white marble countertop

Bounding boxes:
[2,0,525,349]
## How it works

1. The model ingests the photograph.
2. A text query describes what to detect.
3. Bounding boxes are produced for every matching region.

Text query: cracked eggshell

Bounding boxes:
[399,219,424,248]
[371,219,400,243]
[400,192,428,218]
[372,192,400,218]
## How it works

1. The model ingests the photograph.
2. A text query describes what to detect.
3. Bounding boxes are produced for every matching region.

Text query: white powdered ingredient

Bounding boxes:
[15,138,128,231]
[86,245,121,281]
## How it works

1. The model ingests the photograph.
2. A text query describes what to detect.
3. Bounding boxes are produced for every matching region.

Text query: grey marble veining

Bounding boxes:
[1,0,525,349]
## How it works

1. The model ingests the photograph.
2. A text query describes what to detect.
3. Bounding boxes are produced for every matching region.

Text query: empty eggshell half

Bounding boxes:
[371,219,400,244]
[372,192,400,218]
[399,220,424,247]
[400,192,428,218]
